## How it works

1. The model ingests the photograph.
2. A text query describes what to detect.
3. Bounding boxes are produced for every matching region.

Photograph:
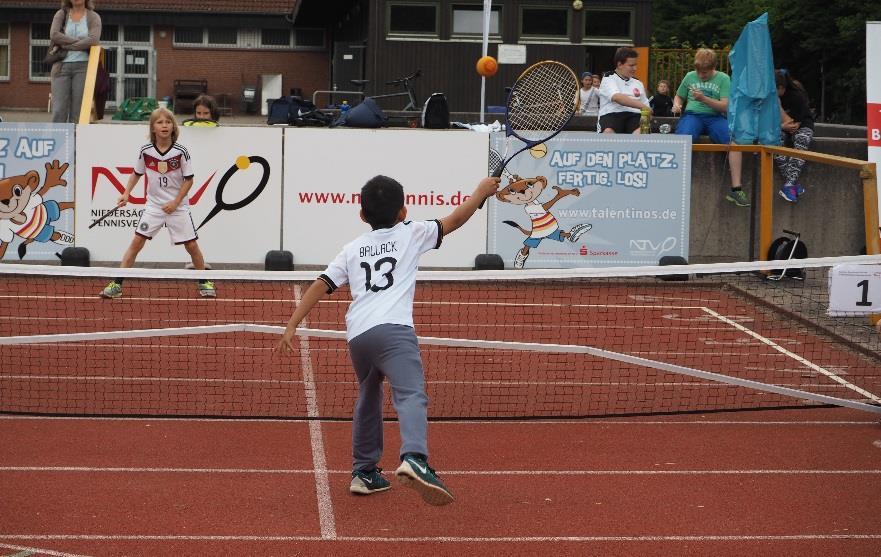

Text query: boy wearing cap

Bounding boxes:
[580,71,600,116]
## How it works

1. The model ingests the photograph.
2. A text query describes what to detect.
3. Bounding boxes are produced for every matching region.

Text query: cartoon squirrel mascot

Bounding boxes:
[496,174,591,269]
[0,160,74,259]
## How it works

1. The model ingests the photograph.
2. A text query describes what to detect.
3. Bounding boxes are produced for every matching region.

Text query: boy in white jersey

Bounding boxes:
[597,47,650,134]
[277,174,500,506]
[100,107,215,298]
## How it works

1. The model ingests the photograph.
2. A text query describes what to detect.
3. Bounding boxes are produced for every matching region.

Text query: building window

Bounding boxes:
[388,3,438,37]
[174,26,323,50]
[30,23,51,80]
[208,27,238,46]
[174,27,204,45]
[584,9,634,43]
[520,7,569,40]
[261,28,291,47]
[0,23,9,80]
[452,5,501,39]
[124,26,151,43]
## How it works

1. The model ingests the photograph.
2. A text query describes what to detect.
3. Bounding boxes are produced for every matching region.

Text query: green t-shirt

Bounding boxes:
[676,70,730,116]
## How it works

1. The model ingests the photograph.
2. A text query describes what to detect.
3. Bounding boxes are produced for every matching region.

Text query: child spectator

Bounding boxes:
[580,72,600,116]
[650,80,673,117]
[597,47,650,134]
[774,69,814,202]
[182,94,220,127]
[672,48,748,207]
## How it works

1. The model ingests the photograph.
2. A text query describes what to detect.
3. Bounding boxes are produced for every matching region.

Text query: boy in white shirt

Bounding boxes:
[597,47,650,134]
[277,174,500,506]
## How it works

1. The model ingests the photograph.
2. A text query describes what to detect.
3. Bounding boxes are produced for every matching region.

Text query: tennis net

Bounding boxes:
[1,256,880,419]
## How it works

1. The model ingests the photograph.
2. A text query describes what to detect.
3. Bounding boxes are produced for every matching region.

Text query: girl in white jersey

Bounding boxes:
[100,107,215,298]
[277,174,500,506]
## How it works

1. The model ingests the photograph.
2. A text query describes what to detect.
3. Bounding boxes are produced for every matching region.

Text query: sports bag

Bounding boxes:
[421,92,450,129]
[332,97,387,128]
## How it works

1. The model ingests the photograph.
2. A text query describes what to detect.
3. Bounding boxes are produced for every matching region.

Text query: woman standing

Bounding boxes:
[49,0,101,123]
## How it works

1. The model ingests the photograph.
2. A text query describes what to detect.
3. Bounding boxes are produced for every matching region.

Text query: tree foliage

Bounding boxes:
[652,0,881,124]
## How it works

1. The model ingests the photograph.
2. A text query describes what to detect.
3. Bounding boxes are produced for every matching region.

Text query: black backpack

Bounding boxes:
[267,96,332,126]
[422,92,450,129]
[332,97,387,128]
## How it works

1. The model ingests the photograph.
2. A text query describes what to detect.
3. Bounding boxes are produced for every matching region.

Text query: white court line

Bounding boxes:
[1,466,878,475]
[1,534,879,543]
[702,307,881,404]
[0,542,91,557]
[293,284,336,540]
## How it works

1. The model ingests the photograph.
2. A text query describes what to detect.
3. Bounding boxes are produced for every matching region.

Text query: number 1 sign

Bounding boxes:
[828,264,881,315]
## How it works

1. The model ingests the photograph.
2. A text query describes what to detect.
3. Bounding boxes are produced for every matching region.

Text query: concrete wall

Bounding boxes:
[689,136,870,263]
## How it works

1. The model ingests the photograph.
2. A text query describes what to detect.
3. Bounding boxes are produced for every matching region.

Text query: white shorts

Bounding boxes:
[136,209,198,244]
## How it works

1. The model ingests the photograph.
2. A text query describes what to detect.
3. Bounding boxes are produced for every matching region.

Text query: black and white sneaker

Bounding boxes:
[395,453,454,506]
[350,467,391,495]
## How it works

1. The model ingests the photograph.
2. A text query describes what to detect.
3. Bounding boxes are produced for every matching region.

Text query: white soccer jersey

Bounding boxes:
[134,143,194,213]
[319,220,443,341]
[598,72,649,116]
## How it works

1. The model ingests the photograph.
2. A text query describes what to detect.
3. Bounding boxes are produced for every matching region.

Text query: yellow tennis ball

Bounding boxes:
[235,156,250,170]
[529,143,548,158]
[476,56,498,77]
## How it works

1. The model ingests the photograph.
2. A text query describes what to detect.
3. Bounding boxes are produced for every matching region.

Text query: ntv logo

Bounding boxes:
[629,236,677,256]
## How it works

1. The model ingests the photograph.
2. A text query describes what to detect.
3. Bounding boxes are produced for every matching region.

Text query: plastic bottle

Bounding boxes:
[340,100,350,113]
[639,107,651,134]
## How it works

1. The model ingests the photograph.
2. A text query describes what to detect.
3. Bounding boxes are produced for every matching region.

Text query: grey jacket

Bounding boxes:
[49,8,102,78]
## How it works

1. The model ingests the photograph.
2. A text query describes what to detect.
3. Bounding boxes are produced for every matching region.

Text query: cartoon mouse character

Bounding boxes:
[0,160,74,259]
[496,174,591,269]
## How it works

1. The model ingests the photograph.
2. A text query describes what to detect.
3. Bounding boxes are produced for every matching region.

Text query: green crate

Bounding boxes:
[112,97,159,121]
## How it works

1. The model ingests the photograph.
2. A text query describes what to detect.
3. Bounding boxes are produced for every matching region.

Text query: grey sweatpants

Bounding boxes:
[347,324,428,472]
[51,61,88,123]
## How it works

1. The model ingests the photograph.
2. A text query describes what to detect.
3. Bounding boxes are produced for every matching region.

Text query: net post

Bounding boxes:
[758,146,775,262]
[78,45,101,125]
[861,162,880,255]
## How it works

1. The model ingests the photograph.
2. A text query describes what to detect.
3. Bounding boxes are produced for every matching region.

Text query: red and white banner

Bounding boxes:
[76,125,283,263]
[868,22,881,225]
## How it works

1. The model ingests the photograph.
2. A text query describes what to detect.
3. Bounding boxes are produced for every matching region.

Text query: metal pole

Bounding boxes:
[480,0,491,123]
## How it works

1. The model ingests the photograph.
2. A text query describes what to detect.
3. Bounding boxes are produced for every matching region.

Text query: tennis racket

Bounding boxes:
[488,148,514,181]
[480,60,580,208]
[88,206,122,229]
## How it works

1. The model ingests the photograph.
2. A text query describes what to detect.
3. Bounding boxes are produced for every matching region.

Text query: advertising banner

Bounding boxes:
[76,125,283,263]
[283,128,489,267]
[868,22,881,224]
[488,132,691,268]
[0,123,75,261]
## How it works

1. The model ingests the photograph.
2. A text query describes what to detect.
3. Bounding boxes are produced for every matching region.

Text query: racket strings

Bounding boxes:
[508,63,578,131]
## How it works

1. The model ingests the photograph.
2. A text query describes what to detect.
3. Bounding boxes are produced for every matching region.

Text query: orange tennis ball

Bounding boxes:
[476,56,498,77]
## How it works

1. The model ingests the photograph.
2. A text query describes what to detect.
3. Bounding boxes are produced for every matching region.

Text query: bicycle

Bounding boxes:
[350,69,422,111]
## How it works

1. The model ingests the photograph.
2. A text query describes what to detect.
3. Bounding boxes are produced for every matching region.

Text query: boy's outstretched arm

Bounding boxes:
[439,176,501,235]
[275,279,330,354]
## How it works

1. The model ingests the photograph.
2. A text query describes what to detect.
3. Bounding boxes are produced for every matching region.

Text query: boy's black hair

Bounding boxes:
[361,175,405,230]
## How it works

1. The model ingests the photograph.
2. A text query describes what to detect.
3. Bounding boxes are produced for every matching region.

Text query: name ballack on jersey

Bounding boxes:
[359,241,398,258]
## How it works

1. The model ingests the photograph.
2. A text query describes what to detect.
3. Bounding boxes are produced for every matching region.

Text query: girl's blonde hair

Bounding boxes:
[62,0,96,9]
[694,48,717,71]
[148,107,180,144]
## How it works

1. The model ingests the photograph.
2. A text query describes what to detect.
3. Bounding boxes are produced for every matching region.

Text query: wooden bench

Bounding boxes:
[172,79,207,115]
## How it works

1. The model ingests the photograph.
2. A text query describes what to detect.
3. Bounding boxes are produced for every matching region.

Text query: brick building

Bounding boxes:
[0,0,330,114]
[0,0,651,115]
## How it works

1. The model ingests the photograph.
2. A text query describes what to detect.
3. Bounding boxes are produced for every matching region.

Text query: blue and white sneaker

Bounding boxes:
[779,184,799,203]
[350,467,391,495]
[395,453,454,506]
